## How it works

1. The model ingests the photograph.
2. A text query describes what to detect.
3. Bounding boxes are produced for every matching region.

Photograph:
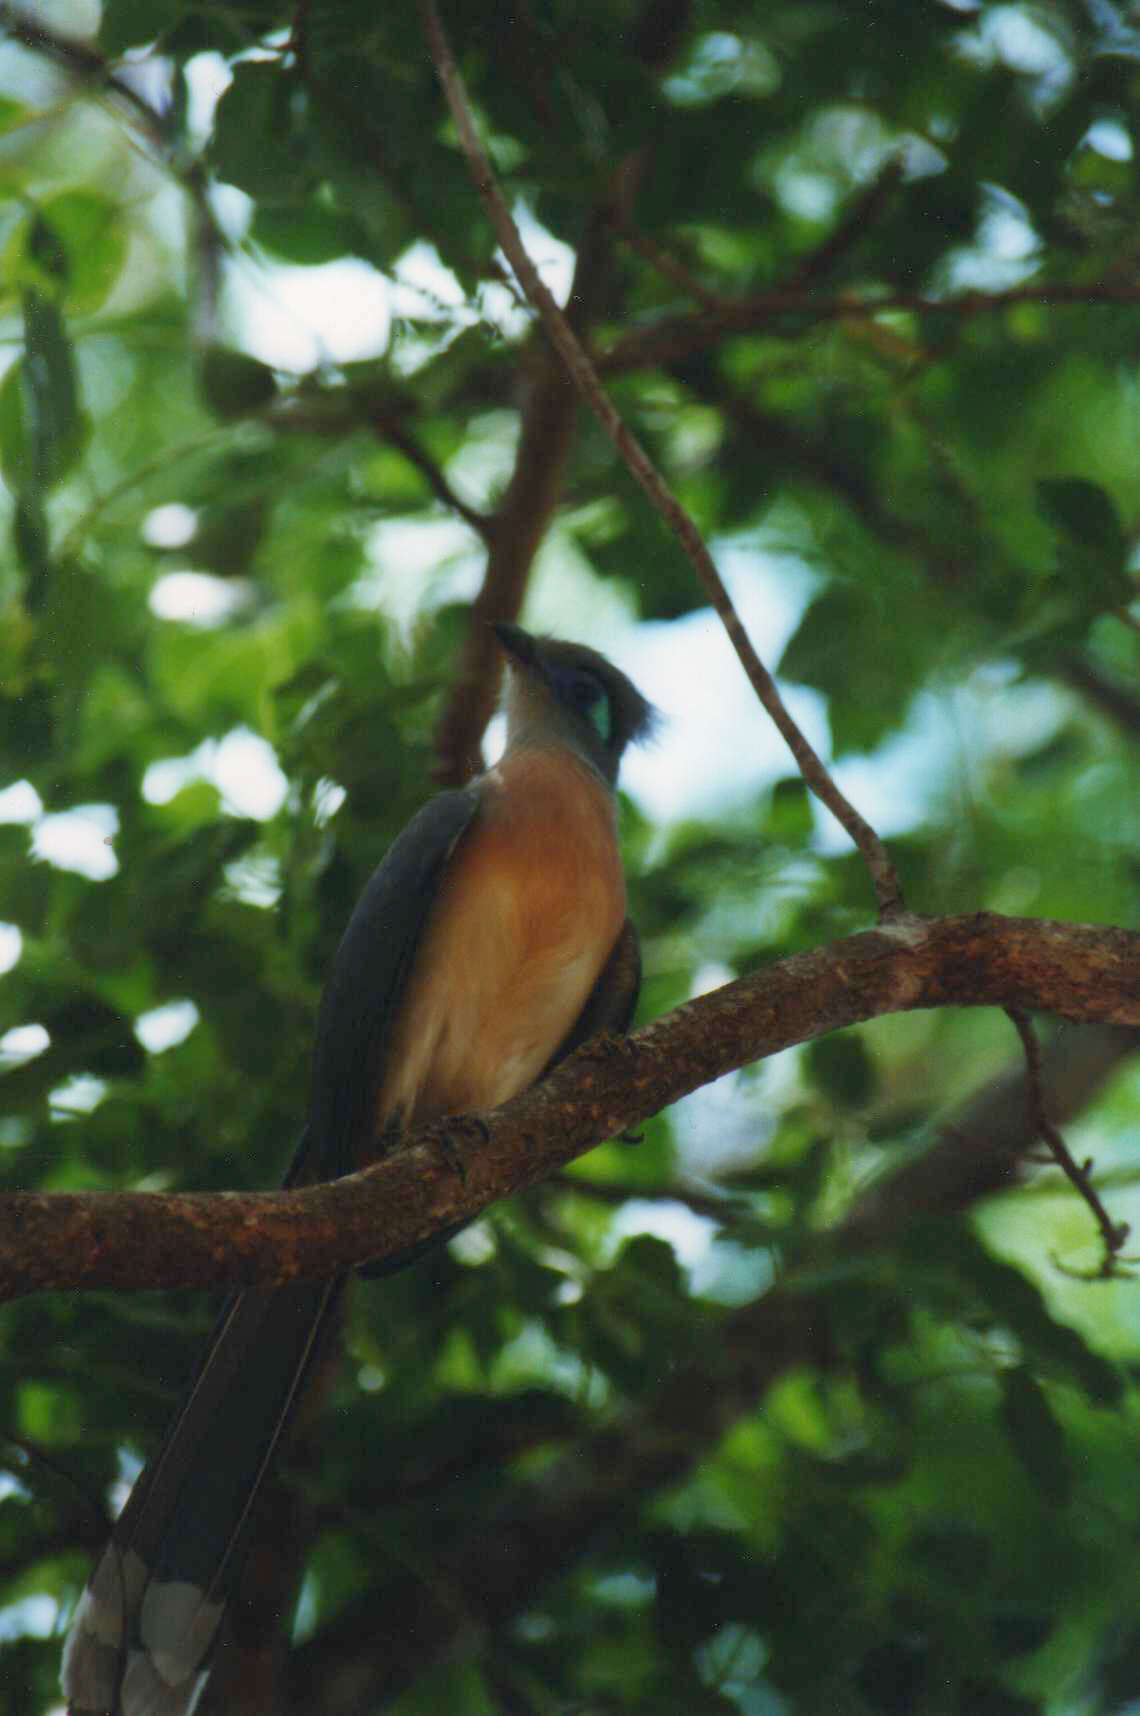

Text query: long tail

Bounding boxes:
[62,1275,344,1716]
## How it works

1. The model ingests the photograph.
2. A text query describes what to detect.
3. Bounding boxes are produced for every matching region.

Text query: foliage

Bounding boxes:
[0,1,1138,1712]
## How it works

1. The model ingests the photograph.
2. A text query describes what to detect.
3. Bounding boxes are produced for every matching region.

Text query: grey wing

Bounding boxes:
[63,790,484,1716]
[303,787,482,1181]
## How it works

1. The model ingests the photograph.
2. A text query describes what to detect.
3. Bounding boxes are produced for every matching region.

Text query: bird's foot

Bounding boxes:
[586,1029,636,1061]
[428,1112,491,1183]
[580,1033,643,1141]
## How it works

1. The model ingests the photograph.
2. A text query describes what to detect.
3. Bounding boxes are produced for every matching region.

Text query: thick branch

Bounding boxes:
[283,1024,1138,1714]
[4,914,1138,1299]
[419,0,904,916]
[429,184,632,786]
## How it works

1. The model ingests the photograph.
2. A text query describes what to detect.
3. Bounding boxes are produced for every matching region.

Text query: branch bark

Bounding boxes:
[5,913,1138,1299]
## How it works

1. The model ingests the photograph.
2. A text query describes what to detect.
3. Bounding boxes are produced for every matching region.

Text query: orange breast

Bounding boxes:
[375,747,626,1139]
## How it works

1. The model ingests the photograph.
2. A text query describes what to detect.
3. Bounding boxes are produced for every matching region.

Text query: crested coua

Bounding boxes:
[63,625,655,1716]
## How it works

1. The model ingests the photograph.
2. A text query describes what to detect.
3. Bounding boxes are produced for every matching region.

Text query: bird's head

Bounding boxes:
[493,624,657,785]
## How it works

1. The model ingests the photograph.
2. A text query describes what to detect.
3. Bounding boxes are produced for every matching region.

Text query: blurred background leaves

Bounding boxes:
[0,1,1138,1712]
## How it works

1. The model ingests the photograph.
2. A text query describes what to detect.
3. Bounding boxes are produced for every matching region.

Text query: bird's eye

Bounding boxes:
[554,669,611,740]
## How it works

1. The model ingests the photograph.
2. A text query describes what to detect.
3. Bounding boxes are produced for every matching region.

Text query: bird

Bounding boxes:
[62,623,655,1716]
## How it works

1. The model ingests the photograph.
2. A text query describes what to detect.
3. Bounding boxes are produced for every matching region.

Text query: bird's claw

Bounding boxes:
[588,1029,636,1061]
[429,1112,490,1182]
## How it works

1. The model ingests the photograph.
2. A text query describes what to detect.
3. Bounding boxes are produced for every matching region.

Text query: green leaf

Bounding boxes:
[904,1226,1123,1406]
[0,94,27,136]
[0,297,86,497]
[100,0,183,53]
[999,1367,1070,1506]
[768,777,812,844]
[806,1033,877,1108]
[36,192,127,313]
[211,62,310,203]
[778,584,926,755]
[198,348,278,421]
[251,204,364,265]
[191,501,267,575]
[909,1521,991,1586]
[25,289,82,487]
[0,361,29,489]
[1036,478,1127,568]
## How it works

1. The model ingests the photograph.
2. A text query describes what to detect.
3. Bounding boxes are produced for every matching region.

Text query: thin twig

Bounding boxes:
[786,154,905,290]
[549,1173,737,1224]
[598,279,1140,376]
[1006,1009,1129,1276]
[59,424,239,560]
[419,0,904,919]
[615,219,727,308]
[4,1432,110,1533]
[363,401,494,540]
[1061,659,1140,736]
[0,2,167,144]
[672,364,966,588]
[429,0,690,785]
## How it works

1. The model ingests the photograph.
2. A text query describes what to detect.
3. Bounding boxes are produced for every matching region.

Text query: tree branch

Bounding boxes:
[4,914,1138,1299]
[29,1018,1135,1712]
[840,1021,1139,1251]
[598,279,1140,376]
[672,361,968,587]
[282,1021,1139,1714]
[0,2,167,144]
[361,399,494,540]
[419,0,904,917]
[614,218,728,308]
[428,0,689,786]
[1007,1009,1130,1274]
[430,320,594,784]
[428,179,634,787]
[786,153,905,290]
[1061,657,1140,736]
